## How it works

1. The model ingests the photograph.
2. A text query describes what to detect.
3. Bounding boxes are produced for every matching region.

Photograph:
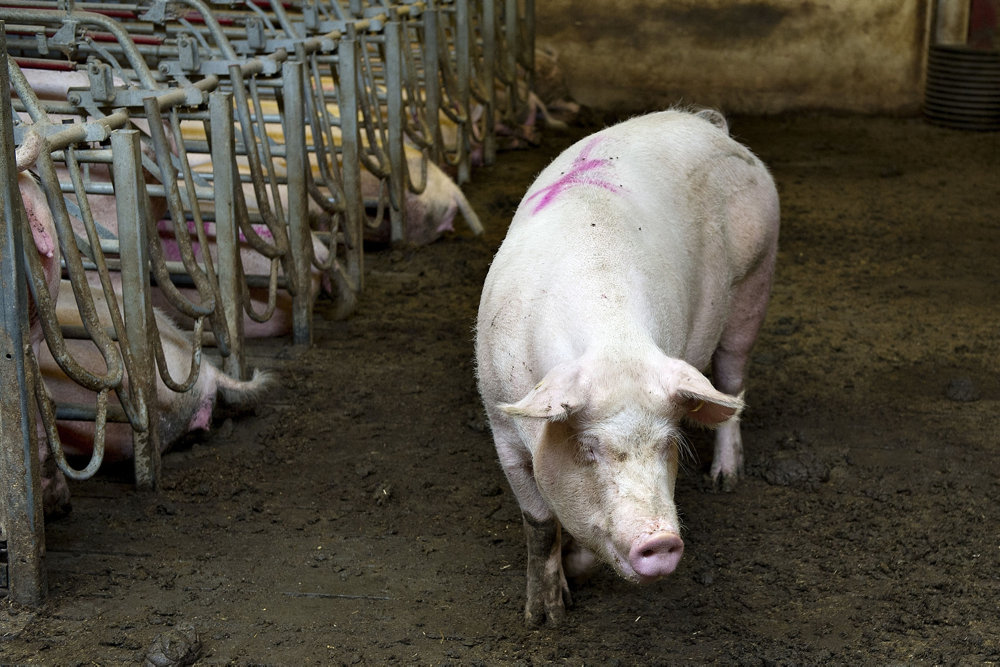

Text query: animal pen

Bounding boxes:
[0,0,534,607]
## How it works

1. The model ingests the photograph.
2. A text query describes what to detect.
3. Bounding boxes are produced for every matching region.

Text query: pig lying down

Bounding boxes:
[476,109,779,625]
[18,172,61,347]
[36,281,271,516]
[17,172,73,516]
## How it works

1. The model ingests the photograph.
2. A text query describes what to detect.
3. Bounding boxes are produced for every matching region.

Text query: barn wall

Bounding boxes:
[536,1,932,114]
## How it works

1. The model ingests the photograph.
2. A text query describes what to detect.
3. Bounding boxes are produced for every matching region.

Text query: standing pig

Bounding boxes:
[476,109,779,625]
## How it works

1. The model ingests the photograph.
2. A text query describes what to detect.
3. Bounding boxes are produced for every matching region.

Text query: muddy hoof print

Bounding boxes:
[944,376,979,403]
[144,623,202,667]
[755,451,830,490]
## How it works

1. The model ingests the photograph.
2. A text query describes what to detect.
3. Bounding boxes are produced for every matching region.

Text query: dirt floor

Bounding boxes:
[2,111,999,665]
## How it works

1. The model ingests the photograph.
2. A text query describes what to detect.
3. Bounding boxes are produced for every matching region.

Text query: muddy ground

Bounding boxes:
[2,111,999,665]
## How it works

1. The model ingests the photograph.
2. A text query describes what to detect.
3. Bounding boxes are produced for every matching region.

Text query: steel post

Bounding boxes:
[385,18,406,243]
[210,90,246,378]
[0,23,47,605]
[111,129,160,491]
[339,29,364,306]
[282,60,313,346]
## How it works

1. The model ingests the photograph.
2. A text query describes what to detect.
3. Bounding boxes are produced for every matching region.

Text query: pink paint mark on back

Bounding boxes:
[525,137,622,214]
[156,219,275,261]
[241,224,274,243]
[157,219,184,262]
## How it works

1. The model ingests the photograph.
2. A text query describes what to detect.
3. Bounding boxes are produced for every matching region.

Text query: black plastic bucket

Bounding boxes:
[924,45,1000,130]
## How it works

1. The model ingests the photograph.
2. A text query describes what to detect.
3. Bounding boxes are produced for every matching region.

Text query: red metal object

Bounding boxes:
[969,0,999,50]
[12,56,74,71]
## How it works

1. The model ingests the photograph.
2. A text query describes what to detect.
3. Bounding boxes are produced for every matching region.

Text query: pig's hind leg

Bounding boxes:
[710,247,777,489]
[708,173,779,488]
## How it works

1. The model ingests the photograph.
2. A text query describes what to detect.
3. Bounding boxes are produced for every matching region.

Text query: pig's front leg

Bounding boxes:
[522,512,572,627]
[496,431,572,626]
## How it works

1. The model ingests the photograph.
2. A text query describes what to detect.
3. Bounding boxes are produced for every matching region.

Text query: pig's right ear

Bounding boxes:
[657,357,744,426]
[498,361,588,421]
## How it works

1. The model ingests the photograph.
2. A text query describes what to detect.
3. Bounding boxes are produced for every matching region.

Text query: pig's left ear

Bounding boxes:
[658,358,744,426]
[498,361,588,421]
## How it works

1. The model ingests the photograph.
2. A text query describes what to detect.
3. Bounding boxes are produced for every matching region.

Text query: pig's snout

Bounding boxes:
[629,531,684,581]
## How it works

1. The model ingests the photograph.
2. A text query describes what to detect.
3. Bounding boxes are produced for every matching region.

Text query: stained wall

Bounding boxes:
[535,1,933,113]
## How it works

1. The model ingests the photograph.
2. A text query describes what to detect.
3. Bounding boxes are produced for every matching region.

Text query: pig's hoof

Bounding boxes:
[524,597,566,628]
[710,470,740,493]
[523,580,573,627]
[328,285,358,320]
[42,484,72,519]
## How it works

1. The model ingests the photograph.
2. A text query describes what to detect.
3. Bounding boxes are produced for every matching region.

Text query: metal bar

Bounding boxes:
[505,0,518,116]
[482,0,497,165]
[0,21,47,606]
[111,129,160,491]
[54,402,129,423]
[338,26,364,313]
[455,0,472,184]
[423,7,442,166]
[210,90,246,380]
[0,7,161,89]
[385,16,406,242]
[523,0,535,91]
[281,59,313,346]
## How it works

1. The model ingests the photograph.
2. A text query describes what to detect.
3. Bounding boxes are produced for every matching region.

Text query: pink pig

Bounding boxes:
[18,172,61,345]
[39,280,271,463]
[476,109,779,626]
[17,172,72,517]
[32,280,269,516]
[153,218,329,338]
[360,154,484,245]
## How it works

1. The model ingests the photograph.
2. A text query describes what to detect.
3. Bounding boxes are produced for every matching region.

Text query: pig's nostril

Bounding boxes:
[630,532,684,580]
[642,543,678,559]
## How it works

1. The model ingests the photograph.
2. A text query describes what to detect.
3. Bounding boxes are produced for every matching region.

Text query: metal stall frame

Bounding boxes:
[1,5,240,493]
[2,0,534,607]
[0,1,332,605]
[244,0,491,241]
[0,23,47,606]
[0,8,246,604]
[132,0,360,327]
[0,1,318,344]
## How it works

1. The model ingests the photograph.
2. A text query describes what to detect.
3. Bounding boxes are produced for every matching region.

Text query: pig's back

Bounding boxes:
[510,110,761,233]
[478,110,776,396]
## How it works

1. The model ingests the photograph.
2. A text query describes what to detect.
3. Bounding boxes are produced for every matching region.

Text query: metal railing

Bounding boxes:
[0,0,534,607]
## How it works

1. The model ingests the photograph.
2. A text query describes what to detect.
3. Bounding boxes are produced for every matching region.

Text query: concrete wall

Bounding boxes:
[535,1,932,114]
